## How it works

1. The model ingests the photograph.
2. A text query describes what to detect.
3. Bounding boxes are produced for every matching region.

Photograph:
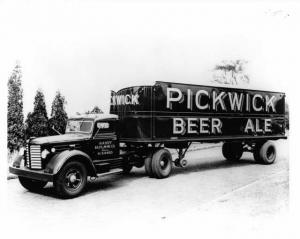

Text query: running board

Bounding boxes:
[96,168,123,177]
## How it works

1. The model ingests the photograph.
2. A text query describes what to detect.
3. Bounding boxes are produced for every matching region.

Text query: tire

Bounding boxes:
[123,164,133,174]
[54,161,87,198]
[134,160,144,168]
[253,142,263,163]
[151,149,172,179]
[144,156,154,177]
[222,142,243,161]
[253,141,276,164]
[18,176,48,192]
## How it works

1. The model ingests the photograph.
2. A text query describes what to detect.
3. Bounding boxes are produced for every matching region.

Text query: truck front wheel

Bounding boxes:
[19,176,47,192]
[54,161,87,198]
[222,142,243,161]
[253,141,276,164]
[151,149,172,179]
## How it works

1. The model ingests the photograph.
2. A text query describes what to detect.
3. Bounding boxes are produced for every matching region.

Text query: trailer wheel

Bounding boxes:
[151,149,172,179]
[253,141,276,164]
[253,142,263,162]
[18,177,48,192]
[54,161,87,198]
[144,156,154,177]
[222,142,243,161]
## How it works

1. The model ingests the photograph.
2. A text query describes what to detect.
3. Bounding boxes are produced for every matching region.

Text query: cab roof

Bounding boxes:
[69,113,118,121]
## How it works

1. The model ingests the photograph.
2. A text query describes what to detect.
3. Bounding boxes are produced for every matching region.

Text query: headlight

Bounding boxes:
[19,147,25,156]
[41,149,50,159]
[51,147,56,153]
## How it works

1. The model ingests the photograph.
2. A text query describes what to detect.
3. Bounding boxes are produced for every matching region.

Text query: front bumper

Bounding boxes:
[9,165,54,182]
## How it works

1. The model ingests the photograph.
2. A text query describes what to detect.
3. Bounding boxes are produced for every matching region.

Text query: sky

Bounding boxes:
[1,0,299,116]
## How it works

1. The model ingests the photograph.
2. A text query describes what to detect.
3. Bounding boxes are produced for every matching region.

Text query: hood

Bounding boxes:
[30,133,90,145]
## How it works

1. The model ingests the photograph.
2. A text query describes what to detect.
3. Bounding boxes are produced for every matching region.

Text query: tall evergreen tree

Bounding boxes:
[25,89,49,138]
[49,91,68,135]
[7,63,25,152]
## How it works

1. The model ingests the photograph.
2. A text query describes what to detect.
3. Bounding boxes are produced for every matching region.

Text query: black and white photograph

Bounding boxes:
[1,0,299,238]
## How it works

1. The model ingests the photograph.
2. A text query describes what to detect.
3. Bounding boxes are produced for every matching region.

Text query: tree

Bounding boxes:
[7,63,25,152]
[49,91,68,135]
[212,59,250,85]
[25,89,49,138]
[85,106,103,114]
[91,106,103,114]
[285,101,289,130]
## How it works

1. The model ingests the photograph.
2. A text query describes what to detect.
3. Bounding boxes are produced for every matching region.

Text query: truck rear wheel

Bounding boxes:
[253,141,276,164]
[222,142,243,161]
[151,149,172,179]
[19,176,47,192]
[54,161,87,198]
[144,156,154,177]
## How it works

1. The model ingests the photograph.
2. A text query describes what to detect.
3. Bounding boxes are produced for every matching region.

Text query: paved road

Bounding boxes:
[5,140,288,237]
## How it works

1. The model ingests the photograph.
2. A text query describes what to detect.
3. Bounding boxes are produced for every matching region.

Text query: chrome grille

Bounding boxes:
[27,144,42,169]
[26,144,30,167]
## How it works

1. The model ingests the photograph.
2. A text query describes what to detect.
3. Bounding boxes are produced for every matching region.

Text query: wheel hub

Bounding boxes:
[65,170,82,189]
[69,174,77,183]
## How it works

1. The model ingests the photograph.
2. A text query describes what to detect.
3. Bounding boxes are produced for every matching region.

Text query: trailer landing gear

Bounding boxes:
[174,143,191,167]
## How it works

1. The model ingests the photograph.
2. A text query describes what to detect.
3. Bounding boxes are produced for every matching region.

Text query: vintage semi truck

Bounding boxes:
[9,81,287,198]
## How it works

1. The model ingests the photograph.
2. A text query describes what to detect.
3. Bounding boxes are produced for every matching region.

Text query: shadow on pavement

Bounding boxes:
[78,156,258,197]
[171,157,257,176]
[26,156,259,199]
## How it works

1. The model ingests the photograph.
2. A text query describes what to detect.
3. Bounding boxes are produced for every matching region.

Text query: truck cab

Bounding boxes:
[9,114,131,198]
[65,114,120,161]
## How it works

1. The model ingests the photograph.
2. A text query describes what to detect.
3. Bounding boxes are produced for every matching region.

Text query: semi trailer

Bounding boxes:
[9,81,287,198]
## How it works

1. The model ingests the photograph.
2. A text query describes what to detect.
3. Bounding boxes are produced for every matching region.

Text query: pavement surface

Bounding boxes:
[5,140,289,238]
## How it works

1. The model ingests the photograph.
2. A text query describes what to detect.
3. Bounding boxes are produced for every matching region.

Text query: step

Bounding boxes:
[96,168,123,177]
[93,158,123,164]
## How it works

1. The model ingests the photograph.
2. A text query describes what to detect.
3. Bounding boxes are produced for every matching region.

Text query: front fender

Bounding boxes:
[12,155,23,168]
[45,150,97,176]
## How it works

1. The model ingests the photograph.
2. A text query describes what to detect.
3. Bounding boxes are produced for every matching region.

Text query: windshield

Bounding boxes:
[65,120,93,134]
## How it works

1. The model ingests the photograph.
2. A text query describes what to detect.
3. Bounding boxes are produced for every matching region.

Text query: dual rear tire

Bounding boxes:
[253,141,276,164]
[222,142,243,161]
[222,141,276,165]
[145,149,172,179]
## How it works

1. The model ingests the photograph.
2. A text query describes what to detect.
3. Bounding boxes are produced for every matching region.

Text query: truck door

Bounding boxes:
[92,119,119,160]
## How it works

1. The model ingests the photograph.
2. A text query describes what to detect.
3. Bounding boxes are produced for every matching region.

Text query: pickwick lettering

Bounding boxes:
[111,93,139,106]
[166,88,276,113]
